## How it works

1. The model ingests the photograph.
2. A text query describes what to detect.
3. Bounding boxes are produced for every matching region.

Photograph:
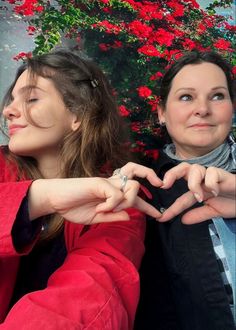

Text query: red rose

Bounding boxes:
[137,86,152,98]
[119,105,130,117]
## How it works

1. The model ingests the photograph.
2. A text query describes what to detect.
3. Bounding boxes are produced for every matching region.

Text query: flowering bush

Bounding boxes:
[4,0,236,156]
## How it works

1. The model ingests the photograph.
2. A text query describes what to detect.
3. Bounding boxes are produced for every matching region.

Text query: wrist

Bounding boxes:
[28,179,54,220]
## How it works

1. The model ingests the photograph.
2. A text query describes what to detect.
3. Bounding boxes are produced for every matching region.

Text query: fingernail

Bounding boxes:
[140,185,152,199]
[211,190,218,197]
[194,193,202,203]
[161,179,166,187]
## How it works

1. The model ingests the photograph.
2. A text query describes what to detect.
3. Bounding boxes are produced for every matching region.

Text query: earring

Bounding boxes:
[160,121,166,127]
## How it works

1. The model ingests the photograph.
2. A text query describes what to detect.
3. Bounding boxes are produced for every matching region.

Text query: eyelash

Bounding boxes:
[179,94,192,101]
[26,98,38,103]
[179,93,225,102]
[212,93,224,100]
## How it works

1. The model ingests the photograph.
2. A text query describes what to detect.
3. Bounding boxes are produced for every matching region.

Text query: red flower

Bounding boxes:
[138,3,163,21]
[102,7,112,14]
[131,122,141,133]
[96,20,122,35]
[127,20,153,39]
[222,23,236,32]
[232,66,236,75]
[13,51,32,61]
[167,1,184,17]
[213,39,231,50]
[197,22,207,34]
[34,5,43,12]
[153,28,175,47]
[112,40,122,48]
[119,105,130,117]
[137,86,152,98]
[13,0,44,16]
[136,140,146,147]
[164,49,184,62]
[182,38,196,50]
[99,41,122,51]
[189,0,200,8]
[148,96,161,112]
[144,149,159,160]
[150,72,163,81]
[99,43,109,51]
[27,25,36,35]
[138,45,162,57]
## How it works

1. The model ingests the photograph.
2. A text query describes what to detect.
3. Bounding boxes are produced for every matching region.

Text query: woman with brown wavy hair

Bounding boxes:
[0,49,161,329]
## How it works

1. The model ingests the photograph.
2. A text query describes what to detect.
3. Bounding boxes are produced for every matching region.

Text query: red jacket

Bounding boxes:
[0,148,145,329]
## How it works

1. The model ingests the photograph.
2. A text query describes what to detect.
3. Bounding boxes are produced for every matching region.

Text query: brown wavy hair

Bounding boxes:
[0,49,131,240]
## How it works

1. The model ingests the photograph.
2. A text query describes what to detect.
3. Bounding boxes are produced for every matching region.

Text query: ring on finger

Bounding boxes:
[113,168,121,176]
[120,174,128,192]
[113,168,128,192]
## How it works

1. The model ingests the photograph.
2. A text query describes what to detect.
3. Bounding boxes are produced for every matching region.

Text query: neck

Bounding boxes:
[36,153,61,178]
[164,139,235,171]
[175,147,213,160]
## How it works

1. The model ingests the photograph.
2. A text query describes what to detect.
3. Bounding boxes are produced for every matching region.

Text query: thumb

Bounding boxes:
[92,211,130,224]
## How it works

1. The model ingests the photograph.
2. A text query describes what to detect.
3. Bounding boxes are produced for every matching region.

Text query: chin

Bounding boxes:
[8,144,33,157]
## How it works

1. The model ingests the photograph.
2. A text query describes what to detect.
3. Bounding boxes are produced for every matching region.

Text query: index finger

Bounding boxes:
[119,162,163,187]
[158,191,197,222]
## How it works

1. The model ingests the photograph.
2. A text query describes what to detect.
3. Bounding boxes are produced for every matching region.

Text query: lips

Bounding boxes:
[189,123,214,128]
[8,124,27,136]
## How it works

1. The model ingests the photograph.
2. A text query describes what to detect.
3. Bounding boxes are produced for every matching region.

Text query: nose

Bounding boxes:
[2,100,21,120]
[193,98,210,117]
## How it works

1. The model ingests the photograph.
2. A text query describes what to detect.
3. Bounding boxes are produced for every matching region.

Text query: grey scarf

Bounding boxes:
[164,135,236,171]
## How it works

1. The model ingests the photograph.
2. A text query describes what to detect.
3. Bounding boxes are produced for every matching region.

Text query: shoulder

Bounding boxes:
[0,145,7,161]
[0,145,19,182]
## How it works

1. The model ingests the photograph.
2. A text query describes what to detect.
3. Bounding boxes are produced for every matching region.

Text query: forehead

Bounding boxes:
[13,69,54,93]
[171,62,228,89]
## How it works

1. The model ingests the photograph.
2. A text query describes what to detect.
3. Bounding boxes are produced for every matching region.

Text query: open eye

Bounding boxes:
[212,93,224,101]
[179,94,192,101]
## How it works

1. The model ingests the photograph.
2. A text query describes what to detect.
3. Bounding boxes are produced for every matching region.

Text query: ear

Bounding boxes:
[71,115,80,132]
[157,105,166,125]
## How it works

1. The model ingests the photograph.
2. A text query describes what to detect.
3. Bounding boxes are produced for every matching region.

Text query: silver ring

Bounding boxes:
[112,168,128,192]
[120,174,128,192]
[113,168,121,176]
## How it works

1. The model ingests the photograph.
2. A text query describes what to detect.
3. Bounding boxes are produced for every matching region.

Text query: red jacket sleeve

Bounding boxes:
[1,210,145,330]
[0,181,34,256]
[0,147,34,255]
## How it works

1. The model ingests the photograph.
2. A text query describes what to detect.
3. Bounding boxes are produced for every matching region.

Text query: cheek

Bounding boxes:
[216,110,233,126]
[31,112,56,127]
[165,109,187,126]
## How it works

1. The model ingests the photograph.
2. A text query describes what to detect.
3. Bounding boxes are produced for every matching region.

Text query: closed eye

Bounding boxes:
[26,98,38,103]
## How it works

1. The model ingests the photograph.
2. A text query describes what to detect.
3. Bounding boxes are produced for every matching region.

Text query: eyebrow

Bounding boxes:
[12,85,46,97]
[175,86,228,93]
